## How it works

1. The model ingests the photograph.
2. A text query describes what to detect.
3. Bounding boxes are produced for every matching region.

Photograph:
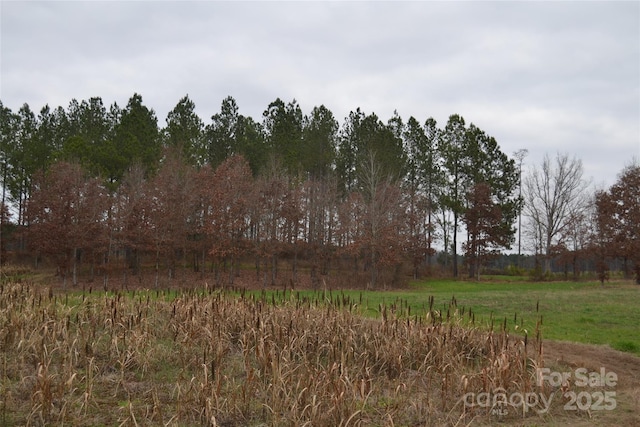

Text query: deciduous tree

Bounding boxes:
[253,158,289,286]
[356,150,404,288]
[26,161,108,288]
[524,153,590,275]
[207,155,254,284]
[147,149,197,284]
[595,163,640,283]
[116,163,151,283]
[556,207,592,280]
[301,175,338,287]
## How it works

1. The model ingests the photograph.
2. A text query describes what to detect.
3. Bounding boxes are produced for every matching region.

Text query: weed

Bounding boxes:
[0,281,568,425]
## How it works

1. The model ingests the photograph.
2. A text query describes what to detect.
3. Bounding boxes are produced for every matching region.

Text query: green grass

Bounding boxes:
[243,278,640,356]
[411,279,640,355]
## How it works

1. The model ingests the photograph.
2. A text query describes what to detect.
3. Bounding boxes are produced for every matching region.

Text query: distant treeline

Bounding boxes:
[0,94,637,286]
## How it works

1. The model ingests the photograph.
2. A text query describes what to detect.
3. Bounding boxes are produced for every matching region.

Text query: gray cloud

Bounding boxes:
[1,0,638,187]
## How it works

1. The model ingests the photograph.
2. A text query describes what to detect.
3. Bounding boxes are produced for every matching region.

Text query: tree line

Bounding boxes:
[0,94,637,286]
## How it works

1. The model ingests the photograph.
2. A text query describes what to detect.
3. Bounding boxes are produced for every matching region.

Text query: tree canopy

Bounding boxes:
[2,93,631,286]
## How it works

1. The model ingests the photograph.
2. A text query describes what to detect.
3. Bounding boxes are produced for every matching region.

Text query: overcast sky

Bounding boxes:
[1,1,638,189]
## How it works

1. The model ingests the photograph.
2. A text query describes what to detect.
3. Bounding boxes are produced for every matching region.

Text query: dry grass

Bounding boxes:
[0,281,560,426]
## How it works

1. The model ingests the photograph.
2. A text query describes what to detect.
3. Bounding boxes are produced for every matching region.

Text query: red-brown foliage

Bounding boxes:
[595,165,640,283]
[26,161,108,287]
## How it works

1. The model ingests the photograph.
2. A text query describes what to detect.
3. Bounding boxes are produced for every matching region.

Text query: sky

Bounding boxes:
[1,0,639,189]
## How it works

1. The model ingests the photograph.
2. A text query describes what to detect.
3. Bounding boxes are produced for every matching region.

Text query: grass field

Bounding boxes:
[412,279,640,355]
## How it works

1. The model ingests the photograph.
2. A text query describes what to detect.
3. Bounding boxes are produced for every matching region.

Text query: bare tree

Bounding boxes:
[207,155,254,285]
[301,176,338,287]
[556,205,593,280]
[523,153,590,275]
[148,148,197,285]
[513,149,528,268]
[357,150,404,288]
[253,157,289,287]
[116,163,151,286]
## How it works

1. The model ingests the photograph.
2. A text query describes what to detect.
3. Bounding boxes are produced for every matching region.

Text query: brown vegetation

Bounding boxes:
[595,164,640,284]
[2,278,637,426]
[0,280,546,426]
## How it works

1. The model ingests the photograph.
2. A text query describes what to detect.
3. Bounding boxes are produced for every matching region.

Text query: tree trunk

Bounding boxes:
[72,248,78,287]
[370,246,377,289]
[228,256,234,285]
[155,248,160,289]
[468,242,476,280]
[452,213,458,277]
[122,263,127,290]
[271,254,277,286]
[0,163,6,267]
[214,262,221,286]
[544,257,551,276]
[201,248,206,279]
[263,257,268,288]
[311,263,319,289]
[427,208,433,276]
[292,248,298,285]
[476,246,481,281]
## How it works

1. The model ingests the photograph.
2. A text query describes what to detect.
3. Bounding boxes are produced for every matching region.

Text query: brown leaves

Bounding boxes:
[26,161,109,274]
[206,155,254,260]
[595,164,640,282]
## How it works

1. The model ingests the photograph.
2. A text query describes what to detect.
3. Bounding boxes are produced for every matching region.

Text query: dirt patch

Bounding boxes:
[539,340,640,426]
